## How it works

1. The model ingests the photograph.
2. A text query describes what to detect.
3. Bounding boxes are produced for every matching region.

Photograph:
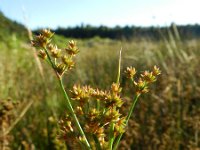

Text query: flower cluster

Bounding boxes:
[32,30,161,149]
[32,29,78,77]
[60,83,126,149]
[125,65,161,95]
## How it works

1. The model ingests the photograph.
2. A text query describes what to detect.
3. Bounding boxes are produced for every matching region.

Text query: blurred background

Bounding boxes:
[1,0,200,149]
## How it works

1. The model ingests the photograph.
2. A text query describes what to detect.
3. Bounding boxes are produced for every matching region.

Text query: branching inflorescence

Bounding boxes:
[32,29,161,150]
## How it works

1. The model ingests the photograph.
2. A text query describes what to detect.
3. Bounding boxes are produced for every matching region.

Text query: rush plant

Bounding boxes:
[32,29,161,150]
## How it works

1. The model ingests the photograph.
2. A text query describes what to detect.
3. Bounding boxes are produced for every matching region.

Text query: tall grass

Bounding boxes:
[0,26,200,149]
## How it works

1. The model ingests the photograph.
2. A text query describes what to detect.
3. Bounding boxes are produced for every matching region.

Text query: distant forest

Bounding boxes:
[1,10,200,41]
[40,23,200,40]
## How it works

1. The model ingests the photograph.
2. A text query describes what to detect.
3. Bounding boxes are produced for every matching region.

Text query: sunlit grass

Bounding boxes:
[0,27,200,149]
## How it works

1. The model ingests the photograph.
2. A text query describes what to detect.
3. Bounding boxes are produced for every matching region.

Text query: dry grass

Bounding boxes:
[0,29,200,149]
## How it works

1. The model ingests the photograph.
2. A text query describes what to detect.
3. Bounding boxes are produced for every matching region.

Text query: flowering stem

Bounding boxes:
[43,47,91,149]
[43,47,56,70]
[113,94,140,150]
[108,49,122,149]
[58,77,91,149]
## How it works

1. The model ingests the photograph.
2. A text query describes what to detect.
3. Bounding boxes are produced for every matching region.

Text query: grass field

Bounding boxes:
[1,25,200,150]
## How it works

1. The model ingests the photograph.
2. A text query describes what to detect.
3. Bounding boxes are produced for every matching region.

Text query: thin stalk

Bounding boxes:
[58,78,91,149]
[108,122,115,150]
[108,48,122,149]
[43,47,56,70]
[109,49,122,149]
[43,47,91,149]
[93,135,102,150]
[116,48,122,84]
[96,99,100,111]
[113,94,140,150]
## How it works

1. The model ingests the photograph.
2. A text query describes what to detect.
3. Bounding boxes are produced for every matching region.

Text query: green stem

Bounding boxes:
[96,99,100,111]
[113,94,140,150]
[58,78,91,149]
[108,122,115,150]
[42,45,91,148]
[109,49,122,149]
[44,47,56,70]
[93,135,102,150]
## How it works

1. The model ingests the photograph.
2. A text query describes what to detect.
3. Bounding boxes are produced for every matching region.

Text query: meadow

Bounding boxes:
[1,17,200,149]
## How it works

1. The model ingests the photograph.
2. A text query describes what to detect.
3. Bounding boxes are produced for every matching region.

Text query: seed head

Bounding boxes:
[114,117,126,135]
[32,34,48,48]
[37,50,47,59]
[56,63,66,76]
[71,85,90,105]
[47,44,55,51]
[41,29,54,39]
[152,65,161,76]
[87,108,100,122]
[95,127,105,139]
[69,40,76,48]
[111,83,122,95]
[105,93,123,108]
[104,109,121,123]
[124,67,136,79]
[92,89,106,100]
[59,115,74,132]
[134,78,149,95]
[84,122,100,133]
[141,71,156,83]
[51,47,61,58]
[65,40,79,56]
[62,55,75,69]
[75,106,84,115]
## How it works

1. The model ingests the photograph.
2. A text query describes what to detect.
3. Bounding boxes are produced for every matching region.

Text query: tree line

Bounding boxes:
[45,23,200,40]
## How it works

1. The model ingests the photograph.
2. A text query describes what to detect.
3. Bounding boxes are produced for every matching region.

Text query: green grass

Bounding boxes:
[1,27,200,149]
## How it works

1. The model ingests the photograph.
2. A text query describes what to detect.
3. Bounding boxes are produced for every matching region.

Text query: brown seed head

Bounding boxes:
[71,85,90,105]
[105,93,123,108]
[104,109,121,123]
[51,47,61,58]
[41,29,54,39]
[124,67,136,79]
[111,83,122,94]
[65,40,79,56]
[87,108,100,122]
[68,40,76,48]
[46,44,55,51]
[84,122,100,134]
[92,89,106,100]
[75,106,84,115]
[37,50,47,59]
[141,71,156,83]
[152,65,161,76]
[62,55,75,69]
[134,78,149,95]
[114,117,126,135]
[32,34,48,48]
[56,63,66,76]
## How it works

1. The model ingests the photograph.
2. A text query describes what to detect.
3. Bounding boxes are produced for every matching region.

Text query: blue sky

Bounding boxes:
[0,0,199,29]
